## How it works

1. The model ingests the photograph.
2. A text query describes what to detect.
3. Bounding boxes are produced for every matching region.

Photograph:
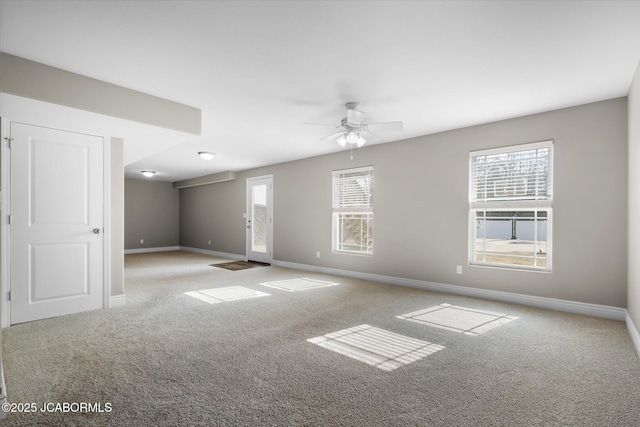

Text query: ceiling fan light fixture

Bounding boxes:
[356,135,367,148]
[336,134,347,147]
[346,131,359,145]
[141,170,156,178]
[198,151,215,161]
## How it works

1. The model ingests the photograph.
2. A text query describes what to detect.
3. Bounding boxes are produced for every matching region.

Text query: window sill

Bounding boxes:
[333,250,374,257]
[469,262,551,274]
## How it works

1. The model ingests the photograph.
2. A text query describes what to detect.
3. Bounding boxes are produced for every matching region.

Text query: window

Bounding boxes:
[332,166,374,254]
[469,141,553,270]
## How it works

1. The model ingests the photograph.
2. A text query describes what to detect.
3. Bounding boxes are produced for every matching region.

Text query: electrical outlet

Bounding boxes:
[208,240,211,245]
[456,265,462,274]
[140,239,144,244]
[316,251,320,258]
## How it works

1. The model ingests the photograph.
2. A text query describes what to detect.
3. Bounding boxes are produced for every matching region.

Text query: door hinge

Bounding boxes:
[7,291,10,301]
[7,215,10,225]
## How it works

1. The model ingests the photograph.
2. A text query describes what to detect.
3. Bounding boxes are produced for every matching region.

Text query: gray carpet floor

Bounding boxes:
[2,250,640,426]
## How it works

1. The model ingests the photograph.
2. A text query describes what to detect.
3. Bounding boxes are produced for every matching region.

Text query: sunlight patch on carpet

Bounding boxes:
[397,303,518,336]
[185,286,270,304]
[260,278,340,292]
[307,324,444,371]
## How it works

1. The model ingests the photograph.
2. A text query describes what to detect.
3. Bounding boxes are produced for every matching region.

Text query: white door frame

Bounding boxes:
[246,175,273,263]
[0,118,111,327]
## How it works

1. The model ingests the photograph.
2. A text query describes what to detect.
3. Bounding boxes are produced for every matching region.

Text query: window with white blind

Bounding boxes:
[469,141,553,270]
[332,166,374,255]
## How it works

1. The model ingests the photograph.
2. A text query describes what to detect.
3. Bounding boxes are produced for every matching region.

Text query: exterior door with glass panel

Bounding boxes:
[10,122,104,324]
[246,176,272,263]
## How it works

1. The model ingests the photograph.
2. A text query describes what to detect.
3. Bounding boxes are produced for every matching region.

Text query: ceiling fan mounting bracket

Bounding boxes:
[341,117,359,130]
[345,102,359,111]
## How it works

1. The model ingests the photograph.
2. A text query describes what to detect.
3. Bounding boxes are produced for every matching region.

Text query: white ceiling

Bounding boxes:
[1,1,639,182]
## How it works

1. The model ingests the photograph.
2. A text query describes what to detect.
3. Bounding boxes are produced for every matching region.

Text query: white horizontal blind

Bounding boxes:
[470,141,553,203]
[332,166,374,210]
[469,141,554,271]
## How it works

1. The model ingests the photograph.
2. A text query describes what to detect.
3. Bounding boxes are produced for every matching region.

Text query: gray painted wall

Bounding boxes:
[628,60,640,330]
[0,53,201,135]
[180,98,628,308]
[125,179,180,249]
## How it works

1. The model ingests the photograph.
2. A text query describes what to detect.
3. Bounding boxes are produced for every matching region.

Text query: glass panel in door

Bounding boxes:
[251,184,267,254]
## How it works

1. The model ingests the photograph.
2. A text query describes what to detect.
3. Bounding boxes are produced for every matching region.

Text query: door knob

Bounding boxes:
[93,228,101,234]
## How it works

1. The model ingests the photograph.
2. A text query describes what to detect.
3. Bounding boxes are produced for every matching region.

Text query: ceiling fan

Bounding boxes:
[305,102,403,148]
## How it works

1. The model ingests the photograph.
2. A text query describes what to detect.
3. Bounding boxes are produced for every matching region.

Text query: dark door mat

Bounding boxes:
[210,261,270,271]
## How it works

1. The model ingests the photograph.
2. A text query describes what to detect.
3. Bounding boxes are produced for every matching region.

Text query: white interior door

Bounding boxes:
[10,122,104,325]
[246,176,272,263]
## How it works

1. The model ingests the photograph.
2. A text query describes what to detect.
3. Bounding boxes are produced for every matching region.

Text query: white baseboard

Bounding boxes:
[124,246,180,254]
[627,311,640,359]
[124,246,245,260]
[109,294,127,308]
[179,246,245,261]
[272,260,627,322]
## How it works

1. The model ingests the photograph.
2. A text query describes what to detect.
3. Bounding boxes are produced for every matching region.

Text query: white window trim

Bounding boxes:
[332,212,374,256]
[469,208,553,271]
[332,166,374,256]
[469,141,553,272]
[469,140,552,158]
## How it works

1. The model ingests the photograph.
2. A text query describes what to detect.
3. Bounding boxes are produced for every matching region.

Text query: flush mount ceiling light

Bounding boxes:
[198,151,216,161]
[141,170,156,178]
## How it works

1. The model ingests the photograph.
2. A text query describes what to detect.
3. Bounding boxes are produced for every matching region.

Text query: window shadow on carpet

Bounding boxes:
[397,303,518,336]
[260,278,340,292]
[185,286,270,304]
[307,324,445,371]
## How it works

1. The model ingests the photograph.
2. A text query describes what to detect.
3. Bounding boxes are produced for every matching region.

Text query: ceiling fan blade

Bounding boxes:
[347,109,366,126]
[360,131,381,143]
[363,121,404,132]
[319,131,346,142]
[304,122,341,128]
